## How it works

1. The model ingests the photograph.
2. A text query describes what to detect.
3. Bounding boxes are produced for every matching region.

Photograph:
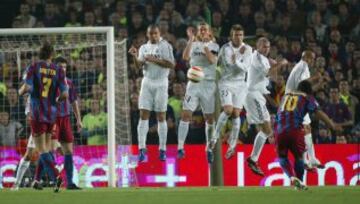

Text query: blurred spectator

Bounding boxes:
[6,88,25,126]
[42,2,63,27]
[81,99,107,145]
[0,111,23,146]
[168,82,184,124]
[339,80,359,122]
[16,3,36,28]
[324,87,353,136]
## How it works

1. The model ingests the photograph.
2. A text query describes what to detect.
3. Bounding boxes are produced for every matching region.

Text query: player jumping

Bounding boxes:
[128,24,175,162]
[244,37,288,176]
[177,22,219,163]
[210,24,252,159]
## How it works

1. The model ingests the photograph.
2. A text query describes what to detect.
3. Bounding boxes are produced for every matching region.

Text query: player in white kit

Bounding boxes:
[245,37,288,176]
[128,24,175,162]
[210,24,252,159]
[177,22,219,163]
[11,95,35,190]
[285,50,324,169]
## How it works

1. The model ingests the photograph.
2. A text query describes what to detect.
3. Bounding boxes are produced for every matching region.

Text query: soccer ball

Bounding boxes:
[187,66,204,83]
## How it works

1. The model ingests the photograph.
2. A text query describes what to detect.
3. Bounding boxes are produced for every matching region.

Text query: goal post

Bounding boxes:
[0,27,125,188]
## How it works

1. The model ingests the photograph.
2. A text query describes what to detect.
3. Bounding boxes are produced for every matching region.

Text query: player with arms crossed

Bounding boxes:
[18,42,68,192]
[128,24,175,162]
[285,50,323,170]
[210,24,252,159]
[177,22,219,163]
[53,56,82,189]
[244,37,288,176]
[275,80,342,190]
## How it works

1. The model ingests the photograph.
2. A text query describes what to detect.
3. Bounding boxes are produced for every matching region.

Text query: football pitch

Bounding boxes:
[1,187,359,204]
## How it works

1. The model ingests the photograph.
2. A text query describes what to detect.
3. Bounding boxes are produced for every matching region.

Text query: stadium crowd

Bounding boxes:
[0,0,360,147]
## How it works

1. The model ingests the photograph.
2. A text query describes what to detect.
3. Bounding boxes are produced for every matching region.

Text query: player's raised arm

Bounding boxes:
[56,66,69,102]
[182,27,195,61]
[19,65,35,96]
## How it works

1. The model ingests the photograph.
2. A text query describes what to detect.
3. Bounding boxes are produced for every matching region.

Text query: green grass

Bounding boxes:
[1,187,360,204]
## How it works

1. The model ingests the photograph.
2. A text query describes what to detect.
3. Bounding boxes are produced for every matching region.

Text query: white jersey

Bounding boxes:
[138,38,175,81]
[189,41,219,80]
[247,50,271,94]
[285,60,310,93]
[218,42,252,82]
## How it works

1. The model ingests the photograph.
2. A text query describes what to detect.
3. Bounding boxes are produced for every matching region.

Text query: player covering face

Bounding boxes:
[177,22,219,163]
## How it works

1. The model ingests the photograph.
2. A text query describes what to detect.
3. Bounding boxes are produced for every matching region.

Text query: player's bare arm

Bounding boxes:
[203,46,217,64]
[128,46,144,69]
[182,27,195,61]
[18,83,30,96]
[315,110,343,132]
[268,58,288,77]
[72,100,83,132]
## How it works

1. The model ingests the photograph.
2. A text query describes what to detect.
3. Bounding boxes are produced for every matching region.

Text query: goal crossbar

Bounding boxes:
[0,26,117,187]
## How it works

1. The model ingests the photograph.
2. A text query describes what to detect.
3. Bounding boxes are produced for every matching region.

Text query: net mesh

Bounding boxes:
[0,31,133,188]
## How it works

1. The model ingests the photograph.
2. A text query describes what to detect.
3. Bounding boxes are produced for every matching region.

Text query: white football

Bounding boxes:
[187,66,204,83]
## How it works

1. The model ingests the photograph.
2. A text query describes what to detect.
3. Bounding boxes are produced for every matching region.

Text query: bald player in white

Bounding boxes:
[285,50,323,169]
[245,37,288,176]
[128,24,175,162]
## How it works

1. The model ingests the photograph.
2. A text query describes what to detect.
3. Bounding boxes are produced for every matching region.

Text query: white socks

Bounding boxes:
[137,119,149,149]
[158,121,168,151]
[304,133,317,163]
[15,158,30,186]
[250,131,268,162]
[214,112,230,141]
[205,122,214,150]
[178,120,190,149]
[229,117,240,149]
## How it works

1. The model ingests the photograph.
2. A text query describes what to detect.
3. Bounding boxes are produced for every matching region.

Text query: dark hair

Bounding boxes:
[147,24,160,31]
[297,80,313,95]
[54,56,67,64]
[230,24,244,36]
[39,42,54,60]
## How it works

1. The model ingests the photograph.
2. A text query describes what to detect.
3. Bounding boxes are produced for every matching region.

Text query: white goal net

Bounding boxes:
[0,27,133,188]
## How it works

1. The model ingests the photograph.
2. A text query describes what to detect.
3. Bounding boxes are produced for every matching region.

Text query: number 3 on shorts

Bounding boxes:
[42,77,52,97]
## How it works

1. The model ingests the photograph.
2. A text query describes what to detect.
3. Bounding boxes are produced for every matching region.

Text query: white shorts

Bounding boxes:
[303,113,311,125]
[183,80,216,114]
[219,81,247,109]
[138,78,168,112]
[27,135,35,149]
[244,91,270,124]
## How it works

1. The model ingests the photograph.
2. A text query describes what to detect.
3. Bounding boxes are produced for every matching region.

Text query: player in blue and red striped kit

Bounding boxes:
[19,42,68,193]
[274,80,342,190]
[53,56,82,190]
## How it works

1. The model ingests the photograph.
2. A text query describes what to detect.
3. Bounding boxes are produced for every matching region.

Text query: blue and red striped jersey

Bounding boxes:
[24,60,68,123]
[57,78,78,117]
[275,92,319,134]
